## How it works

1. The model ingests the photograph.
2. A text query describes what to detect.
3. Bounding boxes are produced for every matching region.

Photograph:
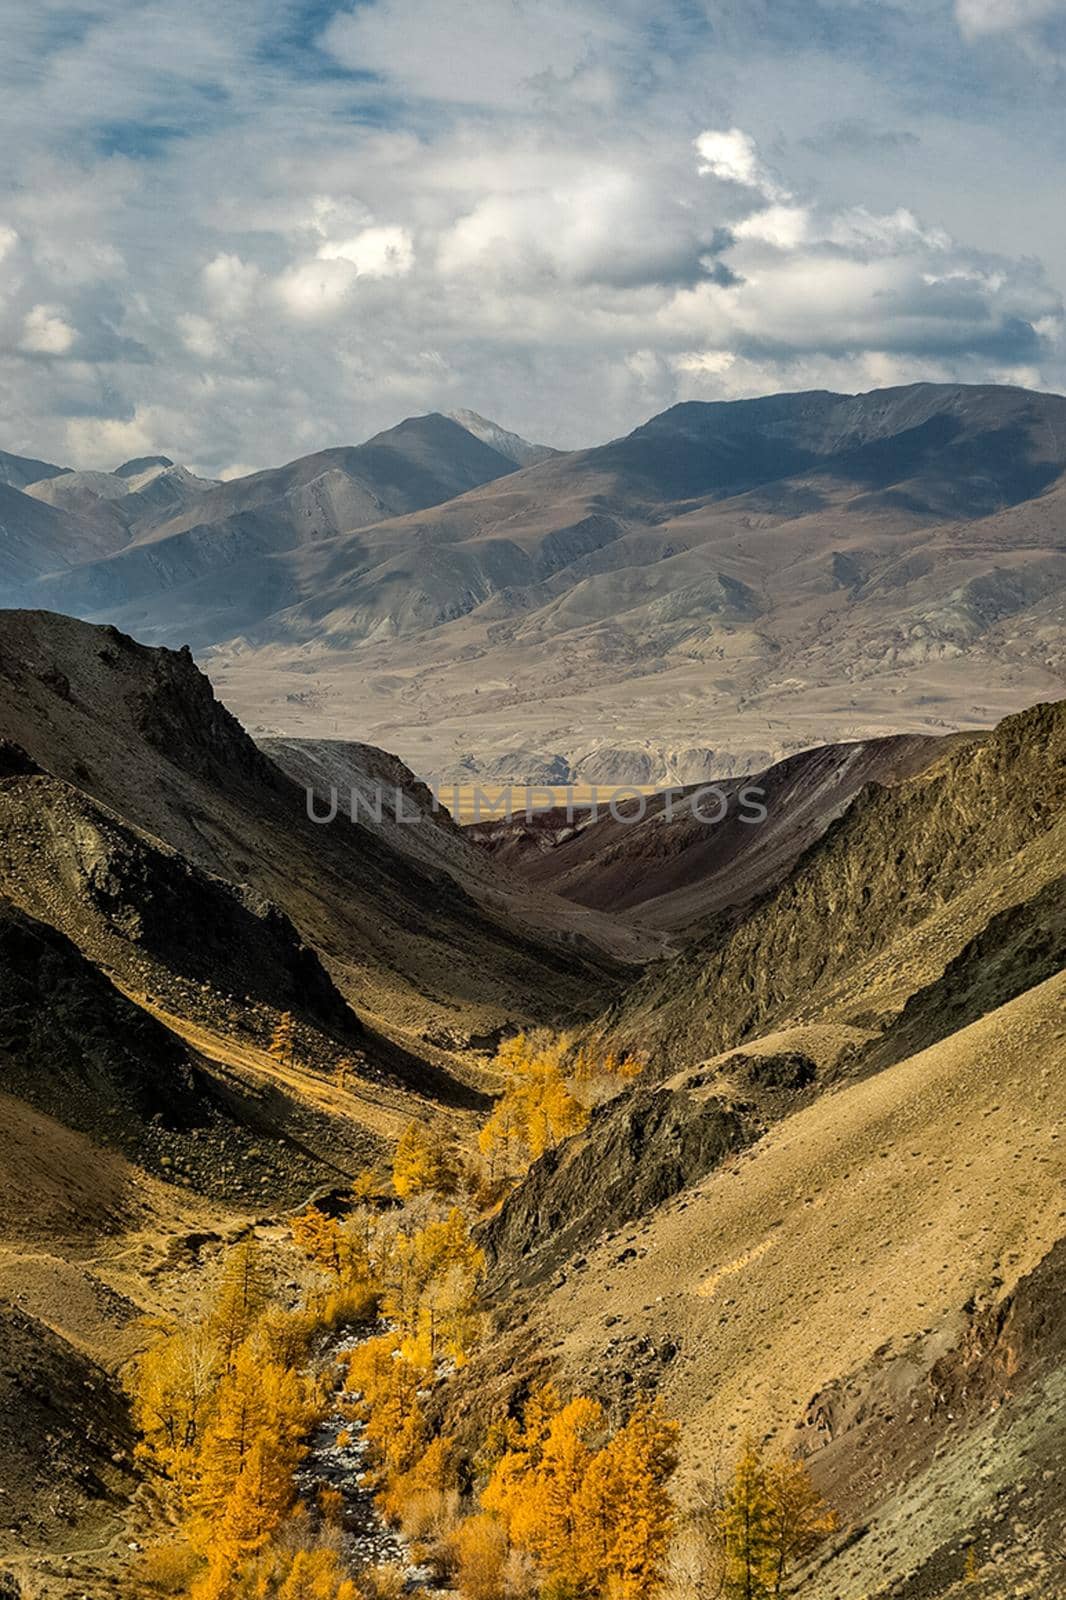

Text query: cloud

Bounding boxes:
[318,225,415,278]
[733,204,811,250]
[695,129,782,196]
[320,0,627,109]
[955,0,1065,36]
[20,304,76,354]
[0,0,1062,473]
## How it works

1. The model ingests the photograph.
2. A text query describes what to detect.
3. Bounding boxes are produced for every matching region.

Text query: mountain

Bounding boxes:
[445,409,558,467]
[24,457,218,541]
[189,381,1065,781]
[2,384,1063,781]
[0,601,1061,1597]
[468,730,967,930]
[18,414,530,647]
[0,447,68,491]
[0,481,130,589]
[593,697,1065,1068]
[0,611,637,1061]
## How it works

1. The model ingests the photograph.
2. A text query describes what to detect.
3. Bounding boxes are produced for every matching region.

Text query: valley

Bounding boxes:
[0,383,1063,1600]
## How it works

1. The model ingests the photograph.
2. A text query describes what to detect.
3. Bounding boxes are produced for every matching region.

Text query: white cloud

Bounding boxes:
[0,226,18,262]
[321,0,625,109]
[202,253,261,316]
[733,204,811,250]
[0,0,1062,472]
[695,129,782,197]
[274,258,358,319]
[319,225,414,278]
[956,0,1064,36]
[20,304,76,354]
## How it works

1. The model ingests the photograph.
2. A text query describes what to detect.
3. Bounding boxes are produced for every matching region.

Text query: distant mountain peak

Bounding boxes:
[447,408,558,468]
[113,455,175,478]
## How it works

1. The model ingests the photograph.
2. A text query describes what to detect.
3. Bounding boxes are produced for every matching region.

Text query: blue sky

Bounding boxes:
[1,0,1064,474]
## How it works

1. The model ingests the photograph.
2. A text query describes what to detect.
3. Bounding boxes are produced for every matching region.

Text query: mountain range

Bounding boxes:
[1,381,1063,784]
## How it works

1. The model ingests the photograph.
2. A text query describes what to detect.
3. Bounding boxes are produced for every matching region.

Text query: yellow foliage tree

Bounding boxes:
[451,1512,509,1600]
[575,1401,679,1599]
[482,1387,678,1599]
[198,1432,296,1592]
[194,1340,312,1528]
[344,1334,427,1484]
[479,1037,587,1175]
[210,1237,272,1372]
[378,1433,459,1530]
[131,1322,219,1489]
[392,1121,460,1200]
[719,1441,835,1599]
[275,1547,363,1600]
[269,1011,297,1067]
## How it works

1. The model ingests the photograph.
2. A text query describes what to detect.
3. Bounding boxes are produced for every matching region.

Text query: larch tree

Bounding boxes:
[269,1010,297,1068]
[210,1236,272,1371]
[763,1454,837,1597]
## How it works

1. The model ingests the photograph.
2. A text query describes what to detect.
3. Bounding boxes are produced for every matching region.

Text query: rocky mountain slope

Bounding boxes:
[469,730,964,931]
[503,973,1066,1600]
[0,610,635,1058]
[16,414,538,649]
[592,698,1064,1066]
[0,602,1061,1598]
[196,381,1066,781]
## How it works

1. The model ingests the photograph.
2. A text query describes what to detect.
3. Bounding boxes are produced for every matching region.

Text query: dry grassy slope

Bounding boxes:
[470,731,965,932]
[0,611,630,1059]
[534,973,1066,1598]
[596,698,1065,1067]
[0,1084,276,1589]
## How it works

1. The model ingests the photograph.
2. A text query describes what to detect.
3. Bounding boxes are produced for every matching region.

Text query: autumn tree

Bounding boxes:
[575,1401,679,1599]
[344,1334,427,1485]
[270,1011,297,1068]
[451,1512,509,1600]
[479,1036,587,1175]
[379,1434,460,1541]
[193,1340,312,1526]
[210,1236,272,1371]
[762,1454,837,1597]
[131,1321,219,1488]
[276,1547,363,1600]
[392,1121,460,1200]
[481,1386,678,1598]
[718,1441,835,1599]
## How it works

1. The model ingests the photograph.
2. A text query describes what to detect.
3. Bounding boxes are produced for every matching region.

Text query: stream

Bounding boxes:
[294,1328,433,1589]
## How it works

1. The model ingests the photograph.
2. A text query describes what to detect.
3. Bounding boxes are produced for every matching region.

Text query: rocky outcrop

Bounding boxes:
[0,772,358,1042]
[481,1085,755,1293]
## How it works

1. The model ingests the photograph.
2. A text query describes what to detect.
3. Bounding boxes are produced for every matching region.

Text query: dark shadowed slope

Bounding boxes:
[0,447,68,490]
[0,610,633,1054]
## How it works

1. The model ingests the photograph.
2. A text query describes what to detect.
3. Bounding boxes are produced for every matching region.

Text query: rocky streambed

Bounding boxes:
[295,1329,432,1589]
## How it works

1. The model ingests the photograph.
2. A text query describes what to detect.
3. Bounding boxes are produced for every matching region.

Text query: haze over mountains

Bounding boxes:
[1,381,1063,785]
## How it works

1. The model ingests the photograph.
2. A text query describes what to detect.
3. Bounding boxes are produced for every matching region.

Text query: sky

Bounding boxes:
[1,0,1065,475]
